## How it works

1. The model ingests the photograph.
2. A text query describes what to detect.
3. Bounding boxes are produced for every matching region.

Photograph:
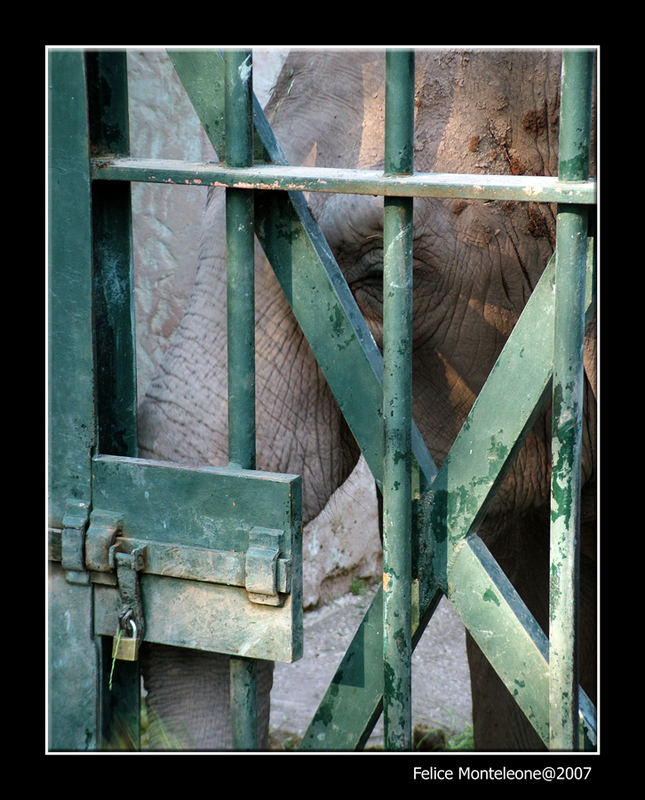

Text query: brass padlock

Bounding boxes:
[112,618,140,662]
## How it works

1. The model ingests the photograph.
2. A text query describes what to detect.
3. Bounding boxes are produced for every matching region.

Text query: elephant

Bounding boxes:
[137,48,597,751]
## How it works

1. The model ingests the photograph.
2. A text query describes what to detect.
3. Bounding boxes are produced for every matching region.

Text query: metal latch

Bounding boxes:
[109,540,147,645]
[86,509,122,584]
[85,507,146,645]
[245,527,283,606]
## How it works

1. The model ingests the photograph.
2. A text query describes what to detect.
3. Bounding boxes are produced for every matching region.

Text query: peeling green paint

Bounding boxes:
[330,304,345,336]
[91,159,597,205]
[488,435,509,463]
[483,588,500,606]
[381,50,415,752]
[559,154,589,181]
[316,698,334,726]
[547,49,594,752]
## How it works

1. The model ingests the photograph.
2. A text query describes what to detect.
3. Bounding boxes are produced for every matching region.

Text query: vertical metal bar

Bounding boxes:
[86,51,138,459]
[382,49,415,751]
[48,50,96,529]
[48,49,99,751]
[226,49,256,470]
[549,49,594,751]
[224,49,259,750]
[230,657,258,748]
[85,50,141,750]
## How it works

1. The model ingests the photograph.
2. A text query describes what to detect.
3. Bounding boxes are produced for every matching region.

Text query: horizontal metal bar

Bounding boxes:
[91,157,596,204]
[93,574,301,662]
[48,530,291,593]
[90,454,300,553]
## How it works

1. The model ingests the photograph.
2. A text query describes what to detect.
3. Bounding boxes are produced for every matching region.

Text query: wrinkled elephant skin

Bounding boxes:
[138,49,596,751]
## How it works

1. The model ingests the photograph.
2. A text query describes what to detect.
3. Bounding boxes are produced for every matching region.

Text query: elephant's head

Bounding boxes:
[137,49,596,751]
[139,48,595,524]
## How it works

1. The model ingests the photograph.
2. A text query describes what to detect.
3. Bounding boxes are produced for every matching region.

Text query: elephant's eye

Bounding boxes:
[364,264,384,281]
[339,241,385,342]
[311,193,384,288]
[340,239,384,287]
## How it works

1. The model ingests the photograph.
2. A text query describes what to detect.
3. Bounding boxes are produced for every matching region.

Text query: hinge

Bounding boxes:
[84,507,147,642]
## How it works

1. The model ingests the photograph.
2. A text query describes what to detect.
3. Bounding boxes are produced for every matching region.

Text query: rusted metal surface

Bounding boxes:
[91,156,596,204]
[224,49,261,750]
[382,50,415,751]
[549,49,595,751]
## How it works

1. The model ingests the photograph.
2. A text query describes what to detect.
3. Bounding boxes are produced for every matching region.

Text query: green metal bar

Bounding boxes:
[86,52,138,459]
[225,51,256,471]
[91,179,138,456]
[382,50,414,752]
[48,49,100,751]
[48,51,95,528]
[549,49,594,751]
[85,50,141,751]
[224,49,259,751]
[91,156,597,205]
[230,658,258,750]
[167,51,227,155]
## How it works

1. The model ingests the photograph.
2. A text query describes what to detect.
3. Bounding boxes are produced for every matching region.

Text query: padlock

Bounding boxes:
[112,618,140,661]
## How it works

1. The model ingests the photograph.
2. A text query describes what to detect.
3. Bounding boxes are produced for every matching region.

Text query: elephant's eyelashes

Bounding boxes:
[348,268,384,348]
[348,258,384,301]
[354,265,384,285]
[335,241,383,285]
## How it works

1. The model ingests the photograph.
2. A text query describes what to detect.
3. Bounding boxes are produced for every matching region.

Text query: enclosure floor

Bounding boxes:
[270,586,472,749]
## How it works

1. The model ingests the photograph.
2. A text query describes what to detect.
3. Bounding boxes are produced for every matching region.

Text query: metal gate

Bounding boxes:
[47,47,597,752]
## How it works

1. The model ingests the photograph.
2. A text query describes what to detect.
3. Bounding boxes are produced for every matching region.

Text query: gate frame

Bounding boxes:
[47,46,597,752]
